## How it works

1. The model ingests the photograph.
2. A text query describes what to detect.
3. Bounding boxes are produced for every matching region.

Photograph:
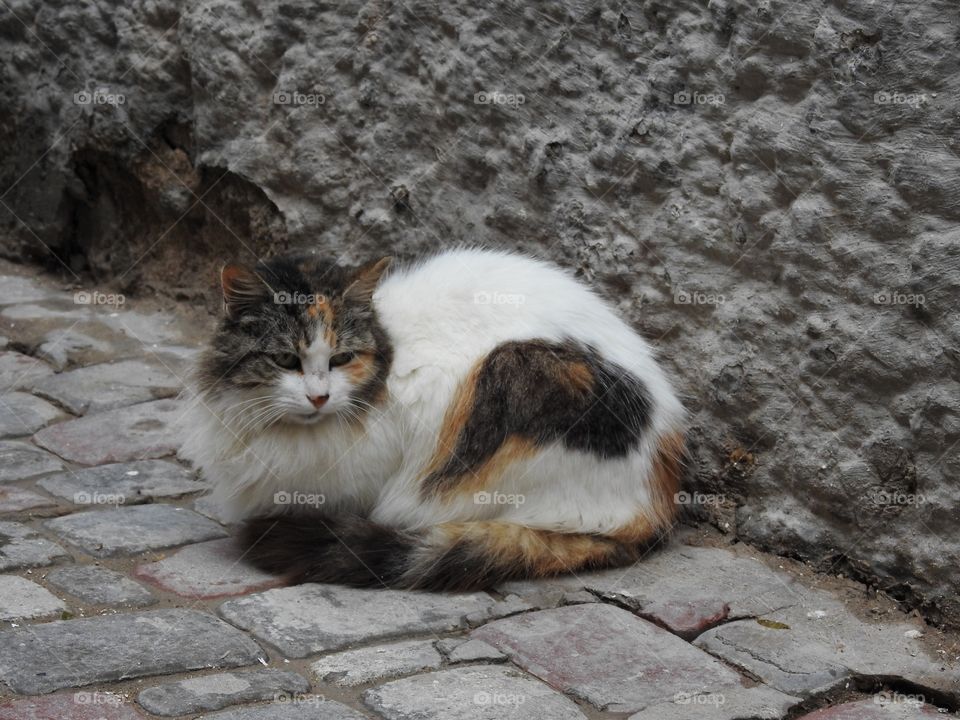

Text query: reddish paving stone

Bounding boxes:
[797,697,942,719]
[591,545,799,639]
[135,538,283,599]
[472,603,746,714]
[33,399,184,465]
[0,691,145,719]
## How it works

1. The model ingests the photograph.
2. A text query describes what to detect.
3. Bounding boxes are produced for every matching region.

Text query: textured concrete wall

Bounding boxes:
[1,0,958,623]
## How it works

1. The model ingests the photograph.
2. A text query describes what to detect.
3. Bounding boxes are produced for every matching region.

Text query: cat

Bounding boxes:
[181,248,686,591]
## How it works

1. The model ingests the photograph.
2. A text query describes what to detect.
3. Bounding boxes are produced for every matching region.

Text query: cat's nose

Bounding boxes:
[307,394,329,408]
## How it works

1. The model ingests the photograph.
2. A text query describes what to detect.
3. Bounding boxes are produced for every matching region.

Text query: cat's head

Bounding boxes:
[194,254,393,432]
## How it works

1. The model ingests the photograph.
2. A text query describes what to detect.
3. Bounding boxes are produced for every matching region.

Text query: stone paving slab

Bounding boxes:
[0,608,266,694]
[0,691,145,719]
[0,440,64,482]
[796,697,943,718]
[37,460,205,506]
[0,350,54,392]
[500,543,799,637]
[364,665,587,720]
[0,391,65,438]
[0,276,59,305]
[0,485,55,513]
[134,538,282,599]
[473,603,746,714]
[36,328,116,371]
[219,584,501,658]
[310,639,443,687]
[32,359,182,415]
[0,575,66,621]
[33,398,184,465]
[0,520,70,570]
[694,588,960,697]
[44,504,228,557]
[591,545,799,638]
[136,668,310,716]
[437,638,506,664]
[200,699,368,719]
[626,685,801,720]
[46,565,156,607]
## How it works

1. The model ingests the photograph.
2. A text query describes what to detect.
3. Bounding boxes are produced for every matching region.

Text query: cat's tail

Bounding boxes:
[239,515,666,591]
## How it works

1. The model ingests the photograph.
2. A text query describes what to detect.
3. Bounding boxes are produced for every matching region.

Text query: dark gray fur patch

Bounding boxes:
[424,339,652,493]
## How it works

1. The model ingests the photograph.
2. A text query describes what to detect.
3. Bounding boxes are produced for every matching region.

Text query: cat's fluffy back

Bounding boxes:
[374,247,683,433]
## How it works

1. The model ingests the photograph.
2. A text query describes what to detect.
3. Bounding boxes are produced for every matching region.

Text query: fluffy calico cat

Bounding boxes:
[182,248,685,591]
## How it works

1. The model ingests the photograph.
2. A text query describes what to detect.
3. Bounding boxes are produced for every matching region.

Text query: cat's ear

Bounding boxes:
[344,257,391,304]
[221,264,269,319]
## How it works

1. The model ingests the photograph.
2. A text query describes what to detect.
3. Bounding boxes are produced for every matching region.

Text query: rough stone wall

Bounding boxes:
[1,0,958,623]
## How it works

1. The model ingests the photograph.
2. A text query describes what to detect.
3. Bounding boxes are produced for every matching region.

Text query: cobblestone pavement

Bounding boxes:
[0,262,958,719]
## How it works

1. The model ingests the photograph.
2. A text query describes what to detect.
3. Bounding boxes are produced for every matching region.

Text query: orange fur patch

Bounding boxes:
[611,431,685,543]
[343,351,376,385]
[435,522,628,577]
[557,360,594,395]
[421,361,539,498]
[422,362,482,480]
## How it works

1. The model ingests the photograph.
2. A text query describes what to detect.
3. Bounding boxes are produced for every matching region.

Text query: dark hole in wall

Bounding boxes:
[54,121,289,309]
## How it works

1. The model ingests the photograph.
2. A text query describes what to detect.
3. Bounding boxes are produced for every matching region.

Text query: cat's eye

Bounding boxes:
[274,352,301,371]
[329,351,355,369]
